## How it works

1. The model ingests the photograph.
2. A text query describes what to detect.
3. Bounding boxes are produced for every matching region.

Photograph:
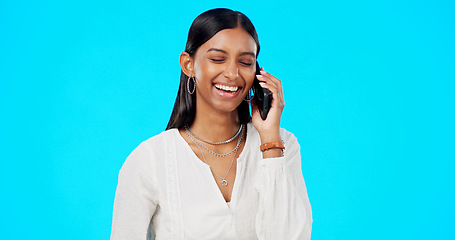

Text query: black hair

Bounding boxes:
[166,8,260,130]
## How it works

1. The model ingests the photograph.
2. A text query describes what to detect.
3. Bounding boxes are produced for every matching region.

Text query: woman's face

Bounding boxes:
[192,27,257,115]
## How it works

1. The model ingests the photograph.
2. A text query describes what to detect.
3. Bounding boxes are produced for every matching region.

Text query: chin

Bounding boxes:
[212,100,244,114]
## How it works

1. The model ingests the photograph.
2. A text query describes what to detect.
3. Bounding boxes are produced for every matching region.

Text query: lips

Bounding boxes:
[214,84,241,93]
[212,83,243,98]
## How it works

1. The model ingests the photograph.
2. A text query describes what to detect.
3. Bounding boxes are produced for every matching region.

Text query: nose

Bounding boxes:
[224,61,239,81]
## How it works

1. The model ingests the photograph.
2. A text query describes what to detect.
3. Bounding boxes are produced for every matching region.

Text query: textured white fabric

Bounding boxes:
[111,123,312,240]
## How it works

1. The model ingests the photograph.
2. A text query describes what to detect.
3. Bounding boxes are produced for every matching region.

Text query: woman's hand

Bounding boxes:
[251,68,285,157]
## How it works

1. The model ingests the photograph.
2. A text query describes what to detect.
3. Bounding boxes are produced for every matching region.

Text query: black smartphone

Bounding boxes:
[252,62,272,120]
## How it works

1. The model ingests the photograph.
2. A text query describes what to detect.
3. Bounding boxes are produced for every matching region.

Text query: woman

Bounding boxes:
[111,8,312,240]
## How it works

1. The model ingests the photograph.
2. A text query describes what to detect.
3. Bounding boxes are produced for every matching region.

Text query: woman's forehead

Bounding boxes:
[199,28,257,55]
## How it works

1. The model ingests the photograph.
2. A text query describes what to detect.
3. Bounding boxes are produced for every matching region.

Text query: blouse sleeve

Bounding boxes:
[255,130,313,240]
[111,142,159,240]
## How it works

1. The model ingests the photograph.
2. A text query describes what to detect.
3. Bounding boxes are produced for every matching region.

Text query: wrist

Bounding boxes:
[262,148,284,158]
[259,129,283,158]
[259,130,281,144]
[260,141,285,152]
[260,141,284,158]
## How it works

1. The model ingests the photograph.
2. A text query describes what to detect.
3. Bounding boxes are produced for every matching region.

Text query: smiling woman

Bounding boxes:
[180,27,257,116]
[111,8,312,240]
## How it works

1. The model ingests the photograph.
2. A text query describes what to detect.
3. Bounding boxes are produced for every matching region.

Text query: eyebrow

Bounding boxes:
[207,48,256,58]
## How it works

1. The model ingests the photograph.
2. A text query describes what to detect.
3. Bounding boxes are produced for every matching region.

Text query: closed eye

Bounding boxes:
[210,58,225,63]
[240,62,253,66]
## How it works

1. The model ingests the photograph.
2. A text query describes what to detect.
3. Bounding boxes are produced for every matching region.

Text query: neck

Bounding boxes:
[189,103,242,143]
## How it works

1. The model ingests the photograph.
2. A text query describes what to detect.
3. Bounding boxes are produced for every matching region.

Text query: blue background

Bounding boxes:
[1,0,454,239]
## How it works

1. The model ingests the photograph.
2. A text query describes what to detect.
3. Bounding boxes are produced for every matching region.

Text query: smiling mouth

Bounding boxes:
[214,84,242,93]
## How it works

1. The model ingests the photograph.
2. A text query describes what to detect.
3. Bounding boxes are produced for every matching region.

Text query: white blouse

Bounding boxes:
[111,123,312,240]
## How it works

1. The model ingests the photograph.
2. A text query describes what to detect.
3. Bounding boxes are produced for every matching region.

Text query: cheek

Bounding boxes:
[194,61,219,81]
[242,70,256,88]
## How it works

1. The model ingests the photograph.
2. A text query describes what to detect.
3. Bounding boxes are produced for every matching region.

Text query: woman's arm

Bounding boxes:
[255,130,313,239]
[251,69,312,238]
[111,143,158,240]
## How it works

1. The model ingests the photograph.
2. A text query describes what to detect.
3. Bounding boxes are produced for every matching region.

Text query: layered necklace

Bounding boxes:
[186,123,243,145]
[184,124,245,187]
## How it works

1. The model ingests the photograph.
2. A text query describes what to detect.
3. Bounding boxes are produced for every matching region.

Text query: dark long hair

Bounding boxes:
[166,8,260,130]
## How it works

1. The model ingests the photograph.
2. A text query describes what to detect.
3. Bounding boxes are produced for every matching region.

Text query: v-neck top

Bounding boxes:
[111,123,312,240]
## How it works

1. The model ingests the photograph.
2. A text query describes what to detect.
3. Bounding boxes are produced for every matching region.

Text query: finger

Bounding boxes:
[257,71,282,99]
[258,82,282,109]
[259,70,285,105]
[260,70,282,89]
[256,74,278,89]
[258,81,278,96]
[257,77,280,99]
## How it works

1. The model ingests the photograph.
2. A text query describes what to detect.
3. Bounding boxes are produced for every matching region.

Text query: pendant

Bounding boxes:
[221,179,228,187]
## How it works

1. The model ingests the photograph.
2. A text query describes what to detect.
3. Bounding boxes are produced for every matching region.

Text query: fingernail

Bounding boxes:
[256,74,263,78]
[259,82,266,86]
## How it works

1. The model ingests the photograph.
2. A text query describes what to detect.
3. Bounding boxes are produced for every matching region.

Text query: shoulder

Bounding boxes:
[135,128,180,153]
[120,129,178,173]
[139,128,178,150]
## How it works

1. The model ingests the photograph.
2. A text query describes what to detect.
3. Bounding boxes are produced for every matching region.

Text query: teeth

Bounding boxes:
[215,84,239,92]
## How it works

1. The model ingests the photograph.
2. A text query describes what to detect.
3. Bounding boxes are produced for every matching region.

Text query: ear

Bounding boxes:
[179,52,194,78]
